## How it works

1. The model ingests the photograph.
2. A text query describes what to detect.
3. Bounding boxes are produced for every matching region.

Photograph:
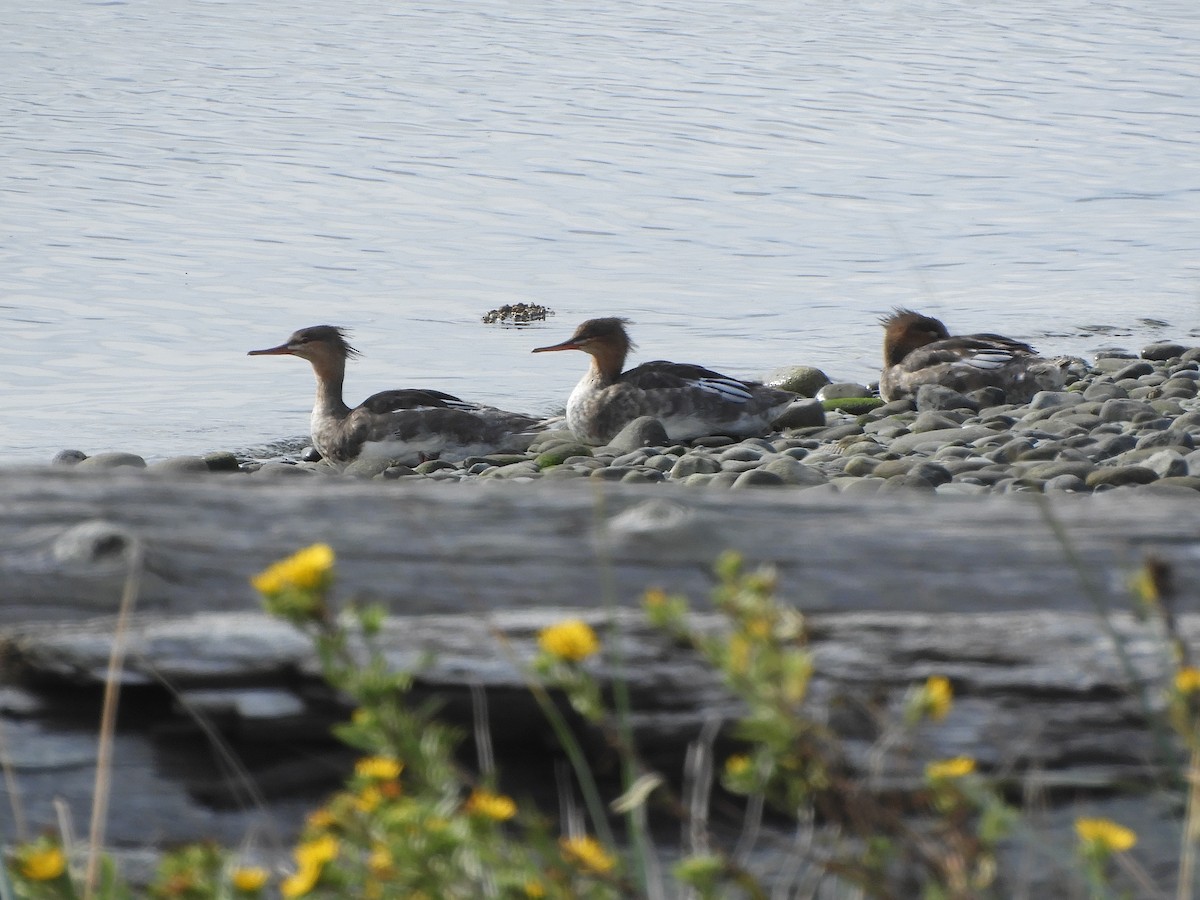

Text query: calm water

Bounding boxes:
[3,1,1199,463]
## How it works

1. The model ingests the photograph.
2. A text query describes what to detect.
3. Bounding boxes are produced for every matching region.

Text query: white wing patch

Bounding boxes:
[693,377,754,403]
[952,350,1015,371]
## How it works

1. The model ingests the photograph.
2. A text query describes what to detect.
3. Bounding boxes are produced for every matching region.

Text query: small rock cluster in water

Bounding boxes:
[49,341,1200,496]
[481,303,554,325]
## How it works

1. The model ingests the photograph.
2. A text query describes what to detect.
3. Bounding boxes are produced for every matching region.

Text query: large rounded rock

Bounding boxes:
[608,417,670,453]
[764,365,831,397]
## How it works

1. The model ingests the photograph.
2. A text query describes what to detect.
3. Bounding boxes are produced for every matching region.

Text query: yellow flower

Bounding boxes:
[1076,817,1137,853]
[295,834,339,868]
[1177,667,1200,694]
[727,635,750,675]
[746,616,771,639]
[306,807,337,831]
[925,756,976,781]
[231,866,269,892]
[251,544,335,596]
[560,835,617,875]
[538,619,600,662]
[643,587,667,608]
[280,860,321,898]
[464,789,517,821]
[355,755,403,781]
[923,675,953,721]
[355,785,383,813]
[367,845,393,876]
[523,879,546,898]
[18,845,66,881]
[724,754,751,777]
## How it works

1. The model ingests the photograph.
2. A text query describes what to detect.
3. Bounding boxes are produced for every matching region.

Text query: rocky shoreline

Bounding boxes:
[46,340,1200,496]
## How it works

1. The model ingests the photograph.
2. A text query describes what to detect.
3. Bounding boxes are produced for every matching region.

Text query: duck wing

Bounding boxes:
[358,388,478,415]
[620,361,759,403]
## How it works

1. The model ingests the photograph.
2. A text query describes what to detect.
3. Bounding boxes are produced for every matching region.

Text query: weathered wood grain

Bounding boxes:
[1,469,1196,624]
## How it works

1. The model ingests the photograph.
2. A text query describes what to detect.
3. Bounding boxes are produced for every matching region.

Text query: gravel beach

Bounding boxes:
[47,341,1200,497]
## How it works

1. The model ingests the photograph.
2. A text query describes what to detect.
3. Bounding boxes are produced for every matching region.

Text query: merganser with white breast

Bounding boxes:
[532,317,797,444]
[249,325,541,466]
[879,308,1065,403]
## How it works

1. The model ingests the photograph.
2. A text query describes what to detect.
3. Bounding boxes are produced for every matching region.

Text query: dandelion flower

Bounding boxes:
[538,620,600,662]
[523,880,546,898]
[923,675,953,721]
[465,789,517,821]
[368,845,393,876]
[18,846,66,881]
[1076,817,1137,853]
[231,866,269,892]
[560,835,616,875]
[355,755,404,781]
[925,756,976,781]
[306,807,337,831]
[724,754,752,777]
[280,860,321,898]
[1177,667,1200,694]
[294,834,339,868]
[251,544,335,596]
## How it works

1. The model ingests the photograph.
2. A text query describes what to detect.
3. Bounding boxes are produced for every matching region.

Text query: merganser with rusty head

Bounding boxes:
[249,325,541,466]
[532,317,797,444]
[879,308,1065,403]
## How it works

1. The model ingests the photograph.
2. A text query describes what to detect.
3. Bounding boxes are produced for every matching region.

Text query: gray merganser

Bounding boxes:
[532,317,797,444]
[879,308,1065,403]
[249,325,541,466]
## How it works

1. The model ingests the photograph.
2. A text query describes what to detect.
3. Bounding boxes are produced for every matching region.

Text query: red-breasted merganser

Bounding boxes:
[532,317,797,444]
[249,325,541,466]
[879,308,1065,403]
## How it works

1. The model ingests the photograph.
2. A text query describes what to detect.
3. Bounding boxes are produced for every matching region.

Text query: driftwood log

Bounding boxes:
[0,469,1197,891]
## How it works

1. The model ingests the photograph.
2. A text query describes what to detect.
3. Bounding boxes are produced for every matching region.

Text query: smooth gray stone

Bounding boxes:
[935,482,990,496]
[731,469,785,488]
[610,450,650,468]
[720,459,765,474]
[1141,450,1188,479]
[253,462,316,477]
[841,456,881,477]
[525,430,579,453]
[343,457,403,478]
[415,459,457,474]
[688,434,737,448]
[1028,391,1086,411]
[761,456,829,487]
[818,382,872,400]
[1083,383,1128,401]
[1043,474,1088,493]
[1021,461,1097,482]
[669,454,721,478]
[910,411,968,432]
[763,365,830,397]
[1099,398,1158,423]
[1136,429,1193,451]
[1085,466,1159,488]
[150,456,211,474]
[203,452,242,472]
[605,417,669,452]
[772,398,825,430]
[1142,342,1189,361]
[1113,361,1155,380]
[76,452,147,470]
[719,445,765,463]
[889,425,997,454]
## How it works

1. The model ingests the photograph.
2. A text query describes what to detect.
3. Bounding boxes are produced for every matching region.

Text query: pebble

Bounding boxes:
[43,342,1200,496]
